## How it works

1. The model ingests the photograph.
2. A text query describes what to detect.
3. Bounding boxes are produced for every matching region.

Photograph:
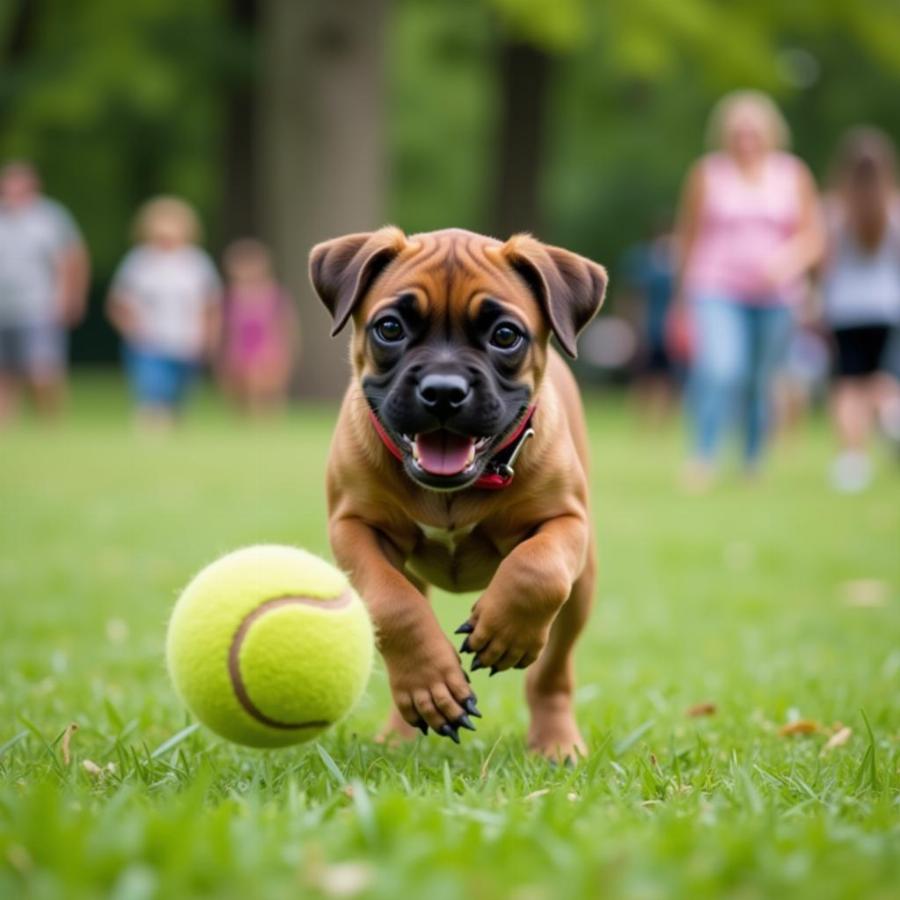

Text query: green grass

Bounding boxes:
[1,374,898,900]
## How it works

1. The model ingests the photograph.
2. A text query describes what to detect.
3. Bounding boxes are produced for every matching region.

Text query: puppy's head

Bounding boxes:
[310,227,606,491]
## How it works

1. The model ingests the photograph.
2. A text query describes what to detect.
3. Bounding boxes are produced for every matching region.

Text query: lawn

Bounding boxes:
[1,375,898,900]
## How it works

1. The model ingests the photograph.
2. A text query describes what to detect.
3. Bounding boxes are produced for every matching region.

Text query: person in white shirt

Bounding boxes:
[0,161,89,424]
[107,196,222,429]
[820,128,900,492]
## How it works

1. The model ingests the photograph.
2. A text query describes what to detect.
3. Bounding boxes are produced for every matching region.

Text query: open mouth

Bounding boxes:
[396,431,493,478]
[366,400,533,491]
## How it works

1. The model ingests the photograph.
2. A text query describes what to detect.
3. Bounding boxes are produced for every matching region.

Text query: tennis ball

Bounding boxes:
[166,544,374,748]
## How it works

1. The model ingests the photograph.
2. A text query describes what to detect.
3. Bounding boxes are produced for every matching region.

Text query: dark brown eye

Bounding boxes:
[374,316,405,342]
[490,324,523,350]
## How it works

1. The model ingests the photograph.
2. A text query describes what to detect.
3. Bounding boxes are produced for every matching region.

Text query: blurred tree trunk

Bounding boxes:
[0,0,39,132]
[222,0,259,243]
[258,0,388,399]
[492,40,552,239]
[2,0,38,61]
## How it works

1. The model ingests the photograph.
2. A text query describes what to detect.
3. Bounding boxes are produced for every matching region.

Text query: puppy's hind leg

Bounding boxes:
[525,544,596,763]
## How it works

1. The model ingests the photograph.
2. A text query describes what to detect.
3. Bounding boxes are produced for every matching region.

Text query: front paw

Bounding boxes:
[456,601,551,675]
[385,641,481,743]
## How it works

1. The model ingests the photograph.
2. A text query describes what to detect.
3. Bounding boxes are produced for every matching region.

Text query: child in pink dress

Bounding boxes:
[220,239,298,414]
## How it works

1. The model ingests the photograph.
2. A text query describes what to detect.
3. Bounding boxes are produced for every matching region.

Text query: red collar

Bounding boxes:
[368,406,536,490]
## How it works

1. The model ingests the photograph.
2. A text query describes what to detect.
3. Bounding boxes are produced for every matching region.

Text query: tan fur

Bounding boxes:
[313,228,606,761]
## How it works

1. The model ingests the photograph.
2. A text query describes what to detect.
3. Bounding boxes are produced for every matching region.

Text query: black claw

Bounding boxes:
[463,696,482,718]
[438,723,461,744]
[471,657,486,672]
[490,666,500,677]
[414,718,428,736]
[459,636,472,654]
[454,622,474,635]
[463,671,471,684]
[457,714,476,732]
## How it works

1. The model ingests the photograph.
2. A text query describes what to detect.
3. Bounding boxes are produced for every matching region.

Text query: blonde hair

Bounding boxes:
[705,90,791,152]
[133,195,201,245]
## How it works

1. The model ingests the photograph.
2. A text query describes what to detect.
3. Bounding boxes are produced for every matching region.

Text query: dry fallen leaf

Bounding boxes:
[313,862,374,898]
[841,579,890,608]
[686,702,717,718]
[82,759,103,777]
[823,726,852,751]
[61,722,79,766]
[778,720,821,737]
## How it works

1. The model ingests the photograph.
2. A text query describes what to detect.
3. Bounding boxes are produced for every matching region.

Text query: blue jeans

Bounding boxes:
[688,297,793,466]
[124,346,199,410]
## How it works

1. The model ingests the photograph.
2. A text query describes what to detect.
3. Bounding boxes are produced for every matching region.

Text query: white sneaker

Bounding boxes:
[829,451,872,494]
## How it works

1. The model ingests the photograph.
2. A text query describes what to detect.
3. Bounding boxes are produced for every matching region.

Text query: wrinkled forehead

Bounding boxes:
[360,232,543,331]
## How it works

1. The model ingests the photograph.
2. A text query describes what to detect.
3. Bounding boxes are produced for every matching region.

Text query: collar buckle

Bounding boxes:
[483,426,535,486]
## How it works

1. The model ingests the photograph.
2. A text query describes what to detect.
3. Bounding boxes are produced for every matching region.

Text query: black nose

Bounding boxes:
[416,373,471,419]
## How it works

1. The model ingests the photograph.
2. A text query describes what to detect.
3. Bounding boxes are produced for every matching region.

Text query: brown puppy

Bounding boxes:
[309,227,606,761]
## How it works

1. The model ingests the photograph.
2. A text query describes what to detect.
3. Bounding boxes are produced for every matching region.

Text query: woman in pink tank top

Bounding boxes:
[674,91,824,487]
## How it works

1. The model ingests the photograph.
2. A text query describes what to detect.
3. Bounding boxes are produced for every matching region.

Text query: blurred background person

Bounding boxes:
[675,90,824,489]
[621,215,679,424]
[772,320,830,438]
[106,196,221,430]
[819,127,900,492]
[0,160,89,424]
[219,238,299,416]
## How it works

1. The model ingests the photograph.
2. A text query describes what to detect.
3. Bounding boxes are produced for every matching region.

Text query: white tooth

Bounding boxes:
[466,444,475,465]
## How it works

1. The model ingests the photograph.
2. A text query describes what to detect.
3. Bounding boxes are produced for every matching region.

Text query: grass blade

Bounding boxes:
[350,777,377,845]
[614,720,654,757]
[0,730,29,758]
[316,743,347,786]
[150,723,200,759]
[854,709,879,791]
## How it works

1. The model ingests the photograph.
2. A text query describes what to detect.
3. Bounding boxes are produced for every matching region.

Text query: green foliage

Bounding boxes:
[386,0,497,233]
[0,378,898,897]
[0,0,239,275]
[386,0,900,277]
[2,0,900,338]
[491,0,588,51]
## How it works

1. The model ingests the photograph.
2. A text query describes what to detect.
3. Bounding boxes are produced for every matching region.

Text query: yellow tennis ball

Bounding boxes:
[166,545,374,748]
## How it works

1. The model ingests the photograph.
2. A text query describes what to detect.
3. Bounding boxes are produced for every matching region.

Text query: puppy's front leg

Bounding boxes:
[460,515,589,674]
[330,516,478,740]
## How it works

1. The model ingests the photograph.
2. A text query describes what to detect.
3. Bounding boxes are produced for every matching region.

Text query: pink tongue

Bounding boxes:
[414,431,475,476]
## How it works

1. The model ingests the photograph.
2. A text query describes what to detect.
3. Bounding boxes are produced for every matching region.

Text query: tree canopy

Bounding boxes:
[3,0,899,367]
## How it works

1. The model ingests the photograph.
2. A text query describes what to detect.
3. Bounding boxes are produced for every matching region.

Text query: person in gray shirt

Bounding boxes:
[0,161,90,423]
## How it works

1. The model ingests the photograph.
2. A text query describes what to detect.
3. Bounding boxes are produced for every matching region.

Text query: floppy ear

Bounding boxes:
[499,234,607,357]
[309,226,408,336]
